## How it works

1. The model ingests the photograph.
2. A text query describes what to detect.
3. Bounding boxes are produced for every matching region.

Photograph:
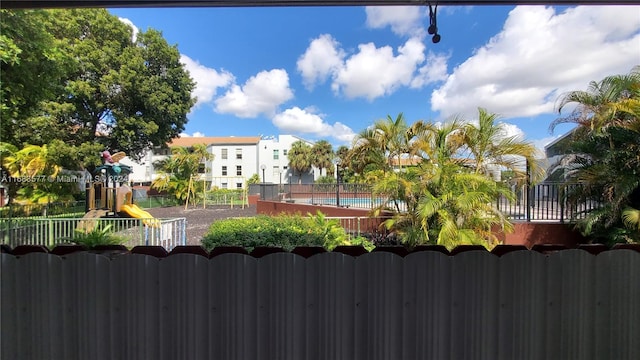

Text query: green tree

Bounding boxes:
[152,144,213,205]
[349,113,411,176]
[1,9,196,172]
[335,145,356,183]
[550,67,640,244]
[460,108,541,182]
[0,143,77,203]
[288,140,312,183]
[355,115,518,250]
[246,174,260,186]
[310,140,334,177]
[0,10,67,135]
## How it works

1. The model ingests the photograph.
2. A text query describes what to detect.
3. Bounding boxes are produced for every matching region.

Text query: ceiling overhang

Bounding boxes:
[2,0,638,9]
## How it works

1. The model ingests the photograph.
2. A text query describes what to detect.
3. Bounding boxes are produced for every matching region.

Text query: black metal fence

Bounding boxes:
[496,182,603,222]
[277,182,601,222]
[0,201,85,218]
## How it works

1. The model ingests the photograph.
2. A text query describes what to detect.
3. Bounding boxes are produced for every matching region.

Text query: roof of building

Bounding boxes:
[168,136,262,147]
[544,127,578,158]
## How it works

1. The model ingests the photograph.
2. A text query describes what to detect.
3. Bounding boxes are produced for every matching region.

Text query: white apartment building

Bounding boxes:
[121,134,318,188]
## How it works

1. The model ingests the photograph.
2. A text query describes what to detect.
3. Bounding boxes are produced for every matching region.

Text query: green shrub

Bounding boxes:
[201,211,370,252]
[65,224,129,248]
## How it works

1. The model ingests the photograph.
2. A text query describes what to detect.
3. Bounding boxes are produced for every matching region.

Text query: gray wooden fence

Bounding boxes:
[1,249,639,359]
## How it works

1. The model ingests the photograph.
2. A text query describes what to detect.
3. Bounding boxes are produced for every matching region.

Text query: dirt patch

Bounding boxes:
[146,205,257,245]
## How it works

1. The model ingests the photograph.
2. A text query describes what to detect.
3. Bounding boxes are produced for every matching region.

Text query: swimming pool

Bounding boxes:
[308,197,402,210]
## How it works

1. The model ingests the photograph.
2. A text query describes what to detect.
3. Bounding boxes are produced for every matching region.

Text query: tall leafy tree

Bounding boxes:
[288,140,312,184]
[310,140,334,177]
[1,9,196,171]
[0,10,68,142]
[335,145,356,183]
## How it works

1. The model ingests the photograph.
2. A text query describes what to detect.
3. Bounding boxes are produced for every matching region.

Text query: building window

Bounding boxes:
[198,164,205,174]
[221,182,227,189]
[273,149,279,160]
[222,166,227,176]
[236,148,242,160]
[283,149,288,156]
[236,182,243,189]
[236,165,242,176]
[273,166,279,176]
[221,148,228,160]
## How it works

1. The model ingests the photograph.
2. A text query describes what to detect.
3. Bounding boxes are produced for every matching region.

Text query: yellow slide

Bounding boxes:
[120,204,159,227]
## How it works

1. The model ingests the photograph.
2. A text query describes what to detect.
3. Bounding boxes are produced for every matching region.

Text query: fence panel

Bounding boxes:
[2,250,639,359]
[354,252,404,360]
[281,182,602,222]
[305,253,356,360]
[402,251,452,359]
[0,217,186,250]
[497,250,548,359]
[594,250,640,360]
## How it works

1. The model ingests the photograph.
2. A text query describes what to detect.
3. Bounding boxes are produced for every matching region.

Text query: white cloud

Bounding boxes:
[272,107,356,143]
[178,132,205,137]
[411,51,450,88]
[118,17,139,42]
[215,69,294,118]
[333,37,427,100]
[499,122,526,141]
[180,55,234,108]
[297,34,345,90]
[431,5,640,120]
[298,34,449,101]
[365,6,426,37]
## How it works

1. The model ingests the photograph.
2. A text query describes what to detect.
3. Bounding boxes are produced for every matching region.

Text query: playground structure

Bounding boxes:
[82,151,158,231]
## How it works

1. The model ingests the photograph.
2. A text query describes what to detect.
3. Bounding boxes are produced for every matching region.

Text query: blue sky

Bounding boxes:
[111,5,640,155]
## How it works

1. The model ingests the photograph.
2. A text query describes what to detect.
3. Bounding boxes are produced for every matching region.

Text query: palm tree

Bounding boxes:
[0,143,61,178]
[461,108,541,182]
[553,66,640,136]
[371,119,515,250]
[550,67,640,244]
[152,144,213,205]
[288,140,312,184]
[310,140,334,177]
[349,113,411,175]
[0,143,69,204]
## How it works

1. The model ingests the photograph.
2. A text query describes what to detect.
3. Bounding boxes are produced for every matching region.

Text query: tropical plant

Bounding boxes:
[288,140,312,183]
[334,145,356,183]
[460,108,541,182]
[550,67,640,244]
[351,111,537,249]
[310,140,334,177]
[315,175,335,184]
[246,173,260,186]
[67,223,128,248]
[0,142,78,204]
[152,144,213,205]
[369,119,515,249]
[349,113,411,176]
